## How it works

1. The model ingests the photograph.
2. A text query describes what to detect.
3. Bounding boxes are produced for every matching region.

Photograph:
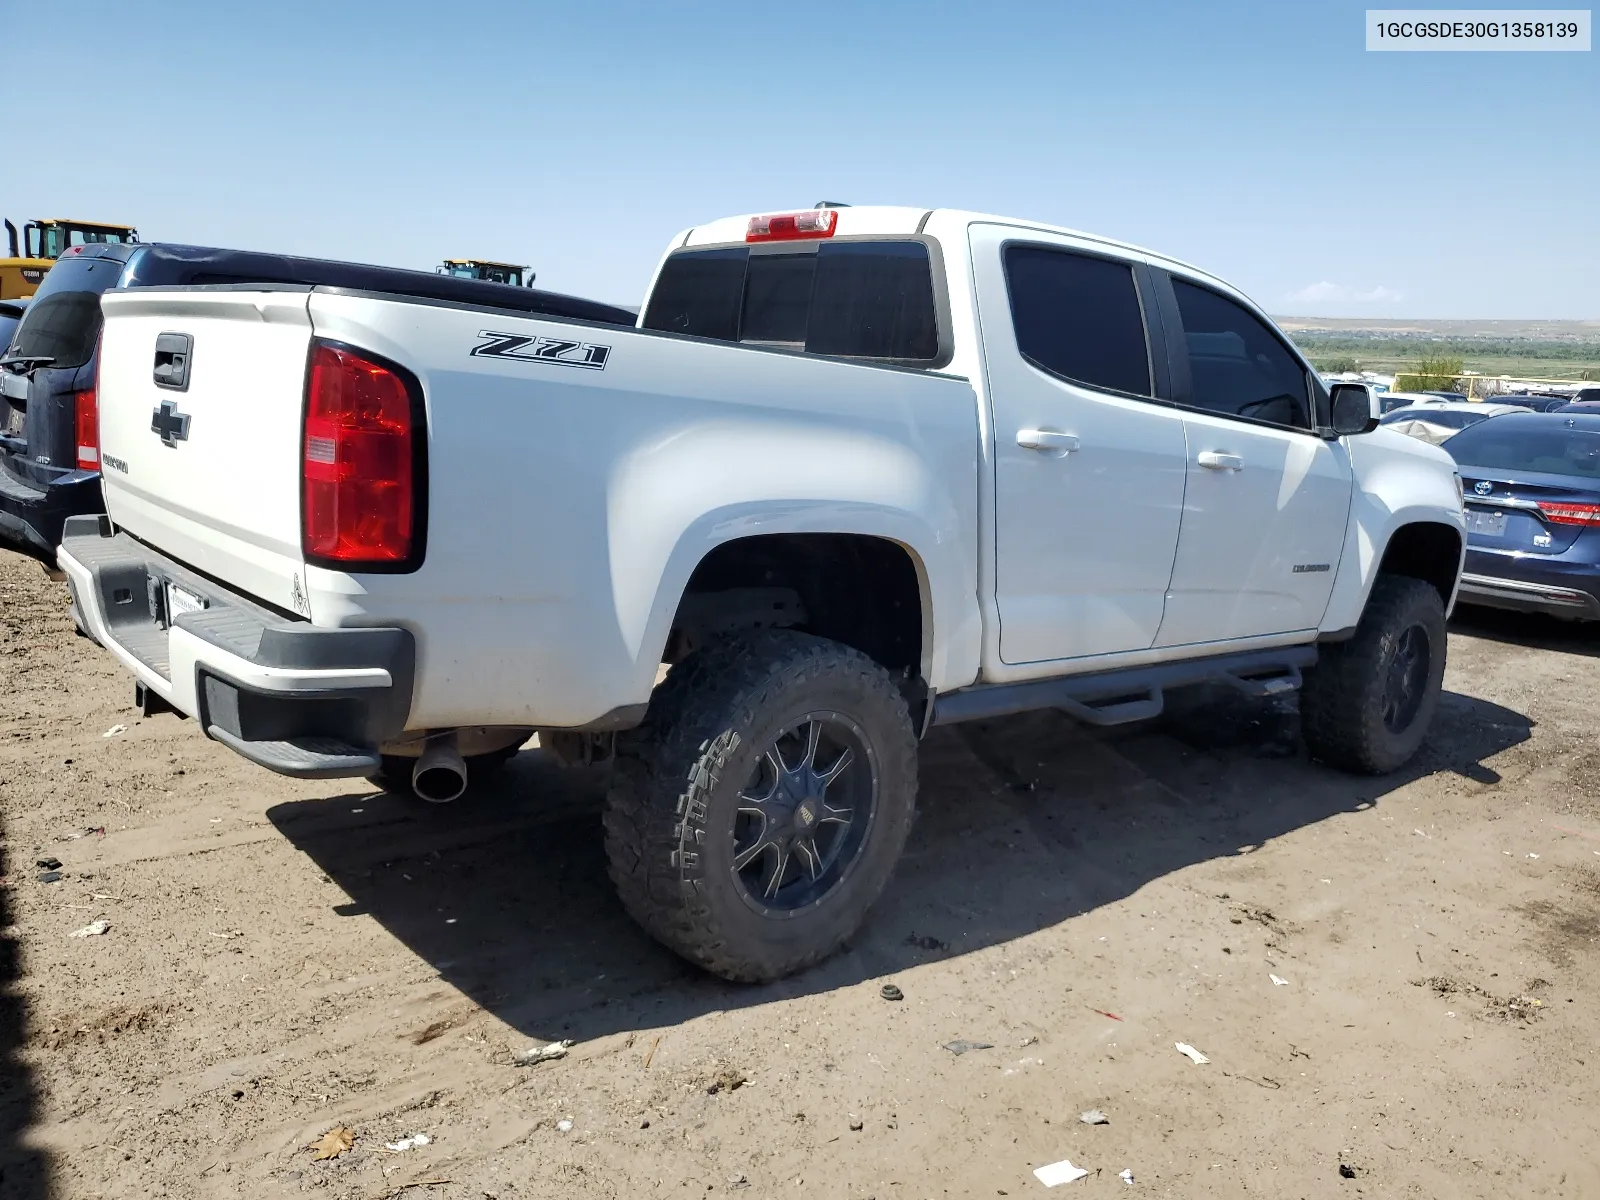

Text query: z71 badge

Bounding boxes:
[471,331,611,370]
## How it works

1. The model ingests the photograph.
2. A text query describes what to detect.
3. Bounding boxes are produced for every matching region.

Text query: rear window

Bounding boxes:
[1003,245,1151,396]
[643,241,941,363]
[10,256,126,370]
[1444,422,1600,478]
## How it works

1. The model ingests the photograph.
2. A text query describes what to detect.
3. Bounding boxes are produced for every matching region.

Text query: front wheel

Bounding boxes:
[1300,575,1447,774]
[603,630,918,983]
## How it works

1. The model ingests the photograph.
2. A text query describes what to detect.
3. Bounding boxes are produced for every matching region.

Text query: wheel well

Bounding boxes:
[667,534,925,682]
[1378,522,1462,603]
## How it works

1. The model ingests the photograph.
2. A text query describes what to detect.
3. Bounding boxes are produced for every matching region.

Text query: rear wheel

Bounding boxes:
[604,630,917,983]
[1300,575,1447,774]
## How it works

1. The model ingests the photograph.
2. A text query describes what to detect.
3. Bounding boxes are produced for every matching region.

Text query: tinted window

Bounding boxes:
[741,254,814,345]
[809,242,939,360]
[1172,279,1309,428]
[1444,422,1600,478]
[1003,246,1150,396]
[642,241,940,362]
[10,256,125,369]
[0,312,21,355]
[644,247,746,340]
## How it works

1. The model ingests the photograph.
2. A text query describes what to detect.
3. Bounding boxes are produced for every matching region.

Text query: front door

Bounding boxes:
[1154,274,1353,647]
[972,225,1188,664]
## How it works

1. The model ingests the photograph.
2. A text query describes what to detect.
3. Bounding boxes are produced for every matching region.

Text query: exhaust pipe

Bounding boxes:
[412,736,468,803]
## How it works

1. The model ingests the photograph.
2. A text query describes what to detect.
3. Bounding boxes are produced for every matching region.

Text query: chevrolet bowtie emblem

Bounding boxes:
[151,399,191,447]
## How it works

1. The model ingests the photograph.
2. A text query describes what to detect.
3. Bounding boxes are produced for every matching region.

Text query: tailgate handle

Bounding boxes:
[153,332,193,391]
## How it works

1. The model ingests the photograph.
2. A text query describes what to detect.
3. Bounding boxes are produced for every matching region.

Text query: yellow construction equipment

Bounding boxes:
[436,258,533,287]
[1,218,139,299]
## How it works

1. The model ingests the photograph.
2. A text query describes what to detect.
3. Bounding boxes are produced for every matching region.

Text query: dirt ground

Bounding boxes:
[2,547,1598,1200]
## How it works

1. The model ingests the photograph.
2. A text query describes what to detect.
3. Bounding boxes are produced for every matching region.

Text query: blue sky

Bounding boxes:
[13,0,1597,317]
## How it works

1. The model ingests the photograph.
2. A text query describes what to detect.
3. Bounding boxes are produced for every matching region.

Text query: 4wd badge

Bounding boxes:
[471,331,611,370]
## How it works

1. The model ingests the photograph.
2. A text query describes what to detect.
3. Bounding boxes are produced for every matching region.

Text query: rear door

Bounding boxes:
[971,225,1187,663]
[97,289,314,613]
[1153,272,1352,647]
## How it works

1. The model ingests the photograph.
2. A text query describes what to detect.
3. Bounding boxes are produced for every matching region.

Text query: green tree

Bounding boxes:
[1397,356,1466,393]
[1314,356,1361,374]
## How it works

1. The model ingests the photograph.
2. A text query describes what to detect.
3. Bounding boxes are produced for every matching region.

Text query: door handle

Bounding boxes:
[1016,429,1080,453]
[1197,451,1243,471]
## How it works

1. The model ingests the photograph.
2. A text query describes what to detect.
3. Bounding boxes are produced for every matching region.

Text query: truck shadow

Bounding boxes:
[1451,603,1600,659]
[0,808,50,1199]
[266,685,1531,1046]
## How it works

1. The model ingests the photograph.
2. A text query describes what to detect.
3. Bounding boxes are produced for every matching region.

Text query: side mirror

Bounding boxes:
[1330,384,1380,436]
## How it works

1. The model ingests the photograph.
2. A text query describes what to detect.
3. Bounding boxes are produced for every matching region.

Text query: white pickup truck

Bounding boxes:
[61,207,1465,982]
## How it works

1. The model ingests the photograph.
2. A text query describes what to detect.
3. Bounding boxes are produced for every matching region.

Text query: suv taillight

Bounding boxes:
[74,386,99,471]
[301,341,421,568]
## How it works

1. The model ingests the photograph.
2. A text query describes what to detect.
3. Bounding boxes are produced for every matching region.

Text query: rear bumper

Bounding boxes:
[1456,562,1600,620]
[0,459,101,564]
[57,515,414,778]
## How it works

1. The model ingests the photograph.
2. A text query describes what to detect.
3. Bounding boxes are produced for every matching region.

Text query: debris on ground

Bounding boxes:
[1119,1168,1134,1185]
[556,1119,573,1133]
[849,1115,864,1131]
[1339,1163,1357,1179]
[513,1039,573,1066]
[1175,1043,1210,1065]
[1019,1035,1039,1047]
[1270,975,1289,987]
[385,1133,431,1152]
[102,724,126,738]
[1033,1158,1091,1186]
[37,871,62,884]
[68,919,110,938]
[63,826,105,841]
[942,1039,994,1055]
[35,857,61,870]
[1086,1007,1123,1021]
[308,1127,355,1160]
[1080,1110,1108,1125]
[880,983,904,1001]
[728,1173,749,1189]
[706,1066,748,1094]
[905,933,950,951]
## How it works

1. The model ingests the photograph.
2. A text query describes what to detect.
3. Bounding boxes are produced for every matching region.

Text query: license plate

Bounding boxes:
[1465,509,1507,538]
[164,582,207,622]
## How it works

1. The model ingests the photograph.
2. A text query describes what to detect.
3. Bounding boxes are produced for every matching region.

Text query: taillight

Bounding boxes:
[1540,502,1600,526]
[301,341,420,568]
[746,209,839,242]
[74,387,99,471]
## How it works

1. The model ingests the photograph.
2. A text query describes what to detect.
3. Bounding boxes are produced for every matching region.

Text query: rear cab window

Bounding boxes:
[11,255,130,370]
[1002,244,1153,396]
[643,240,944,365]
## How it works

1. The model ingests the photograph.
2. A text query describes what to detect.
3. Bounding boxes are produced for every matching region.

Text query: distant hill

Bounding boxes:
[1273,317,1600,340]
[1276,318,1600,381]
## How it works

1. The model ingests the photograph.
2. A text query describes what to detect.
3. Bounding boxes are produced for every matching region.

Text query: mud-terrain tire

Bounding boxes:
[604,630,918,983]
[1300,575,1447,775]
[367,744,520,799]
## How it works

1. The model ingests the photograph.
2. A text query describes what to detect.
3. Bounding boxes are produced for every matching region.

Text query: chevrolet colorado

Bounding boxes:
[60,205,1465,981]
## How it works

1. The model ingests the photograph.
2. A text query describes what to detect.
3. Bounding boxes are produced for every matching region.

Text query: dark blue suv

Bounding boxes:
[1,246,130,563]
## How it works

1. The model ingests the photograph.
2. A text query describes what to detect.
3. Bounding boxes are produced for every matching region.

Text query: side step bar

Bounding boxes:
[930,646,1316,729]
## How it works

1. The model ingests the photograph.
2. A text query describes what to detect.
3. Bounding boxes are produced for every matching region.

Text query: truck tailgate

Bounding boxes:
[98,289,313,614]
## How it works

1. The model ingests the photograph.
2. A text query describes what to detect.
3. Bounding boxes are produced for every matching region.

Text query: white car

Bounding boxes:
[1380,401,1524,445]
[60,205,1466,981]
